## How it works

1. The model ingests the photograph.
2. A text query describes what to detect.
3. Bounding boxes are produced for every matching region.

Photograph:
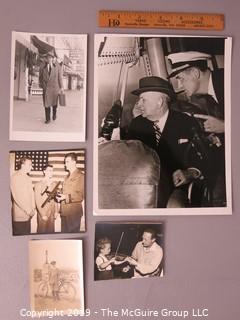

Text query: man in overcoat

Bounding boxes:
[39,50,64,123]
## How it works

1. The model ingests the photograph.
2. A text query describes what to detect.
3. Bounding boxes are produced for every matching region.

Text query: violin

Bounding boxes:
[107,252,128,262]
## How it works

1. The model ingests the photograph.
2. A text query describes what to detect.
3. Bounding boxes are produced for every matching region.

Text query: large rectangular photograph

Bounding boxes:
[94,222,164,281]
[10,149,85,235]
[10,32,87,141]
[29,239,84,315]
[94,34,232,215]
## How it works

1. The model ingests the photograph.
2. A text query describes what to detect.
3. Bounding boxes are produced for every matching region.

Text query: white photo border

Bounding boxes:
[93,33,232,216]
[10,31,87,142]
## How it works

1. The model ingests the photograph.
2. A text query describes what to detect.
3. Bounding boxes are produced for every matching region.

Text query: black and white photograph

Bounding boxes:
[94,222,164,281]
[29,239,84,314]
[10,32,87,141]
[94,34,232,215]
[10,149,85,235]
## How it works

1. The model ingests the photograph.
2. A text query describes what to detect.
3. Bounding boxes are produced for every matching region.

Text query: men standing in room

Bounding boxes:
[167,52,226,206]
[10,156,36,235]
[34,165,58,234]
[39,49,64,124]
[126,228,163,278]
[127,76,211,208]
[57,153,84,233]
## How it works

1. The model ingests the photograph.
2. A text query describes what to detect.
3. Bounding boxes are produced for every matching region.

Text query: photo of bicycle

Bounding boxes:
[29,240,84,314]
[37,256,77,301]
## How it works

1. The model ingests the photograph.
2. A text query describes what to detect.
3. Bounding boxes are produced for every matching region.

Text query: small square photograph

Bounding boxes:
[94,222,164,281]
[10,149,85,235]
[10,31,87,141]
[94,34,232,215]
[29,239,84,315]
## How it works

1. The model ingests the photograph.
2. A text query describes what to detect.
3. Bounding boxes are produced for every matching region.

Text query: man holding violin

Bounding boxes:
[125,228,163,278]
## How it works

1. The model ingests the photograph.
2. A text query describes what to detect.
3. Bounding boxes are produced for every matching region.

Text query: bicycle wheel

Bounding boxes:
[38,282,48,297]
[58,282,76,301]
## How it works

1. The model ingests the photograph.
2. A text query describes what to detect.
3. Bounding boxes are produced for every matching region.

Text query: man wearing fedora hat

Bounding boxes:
[128,76,212,208]
[39,49,64,124]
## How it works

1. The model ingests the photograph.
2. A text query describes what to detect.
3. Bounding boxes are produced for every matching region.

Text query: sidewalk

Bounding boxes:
[12,90,85,133]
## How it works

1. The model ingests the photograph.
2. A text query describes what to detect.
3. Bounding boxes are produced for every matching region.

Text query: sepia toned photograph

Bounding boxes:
[94,34,232,215]
[29,239,84,314]
[10,149,85,235]
[94,222,164,281]
[10,31,87,141]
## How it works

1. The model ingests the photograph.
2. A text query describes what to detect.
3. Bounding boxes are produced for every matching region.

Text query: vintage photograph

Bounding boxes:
[94,34,232,215]
[10,149,85,235]
[10,31,87,141]
[94,222,164,281]
[29,239,84,314]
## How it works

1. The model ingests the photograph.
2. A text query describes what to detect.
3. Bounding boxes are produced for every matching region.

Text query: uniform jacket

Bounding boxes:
[39,61,63,108]
[172,69,224,120]
[211,68,224,117]
[10,170,35,222]
[61,168,84,217]
[49,267,60,290]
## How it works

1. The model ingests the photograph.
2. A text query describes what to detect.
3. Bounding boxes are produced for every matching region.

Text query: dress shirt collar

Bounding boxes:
[154,109,169,132]
[142,241,158,253]
[208,73,218,103]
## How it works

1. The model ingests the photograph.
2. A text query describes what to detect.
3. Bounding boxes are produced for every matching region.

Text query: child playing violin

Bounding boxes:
[95,237,127,280]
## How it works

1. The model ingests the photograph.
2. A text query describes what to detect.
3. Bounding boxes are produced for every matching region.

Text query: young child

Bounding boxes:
[95,237,126,280]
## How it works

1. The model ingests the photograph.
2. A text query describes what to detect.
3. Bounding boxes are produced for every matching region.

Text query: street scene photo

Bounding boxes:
[10,32,87,141]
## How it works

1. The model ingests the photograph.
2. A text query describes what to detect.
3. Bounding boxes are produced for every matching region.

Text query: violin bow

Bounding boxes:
[115,231,124,258]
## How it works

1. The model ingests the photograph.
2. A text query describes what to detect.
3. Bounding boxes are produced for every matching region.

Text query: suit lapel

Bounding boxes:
[160,110,173,139]
[43,65,50,83]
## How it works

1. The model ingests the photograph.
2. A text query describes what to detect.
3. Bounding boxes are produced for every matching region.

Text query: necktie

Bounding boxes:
[48,64,52,76]
[153,121,161,145]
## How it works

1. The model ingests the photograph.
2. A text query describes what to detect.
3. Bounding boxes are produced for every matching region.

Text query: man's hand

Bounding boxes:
[60,88,64,94]
[126,257,138,266]
[173,168,201,187]
[98,137,108,145]
[194,114,224,133]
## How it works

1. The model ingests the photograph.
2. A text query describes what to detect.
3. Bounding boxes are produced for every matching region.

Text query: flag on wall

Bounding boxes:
[13,150,85,185]
[15,151,49,171]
